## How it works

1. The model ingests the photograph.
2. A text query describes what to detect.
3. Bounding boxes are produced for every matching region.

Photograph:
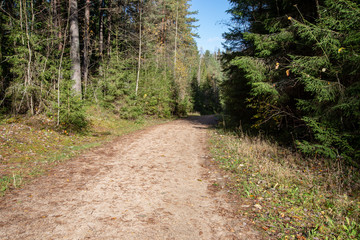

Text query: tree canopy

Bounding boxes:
[0,0,201,128]
[222,0,360,165]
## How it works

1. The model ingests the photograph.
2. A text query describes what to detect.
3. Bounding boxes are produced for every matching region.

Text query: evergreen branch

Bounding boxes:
[293,5,330,63]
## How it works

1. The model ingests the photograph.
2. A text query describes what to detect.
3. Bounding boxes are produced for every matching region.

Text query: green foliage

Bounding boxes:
[138,64,174,118]
[209,130,360,239]
[192,51,222,115]
[93,52,135,109]
[296,117,354,160]
[0,176,11,195]
[119,95,144,120]
[176,96,192,117]
[57,76,88,131]
[58,97,88,131]
[223,0,360,164]
[0,0,200,124]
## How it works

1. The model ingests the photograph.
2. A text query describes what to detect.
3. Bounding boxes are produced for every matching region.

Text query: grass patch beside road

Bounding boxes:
[0,105,168,196]
[209,129,360,239]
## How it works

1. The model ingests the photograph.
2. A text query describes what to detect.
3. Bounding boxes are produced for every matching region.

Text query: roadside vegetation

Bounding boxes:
[209,128,360,239]
[223,0,360,165]
[216,0,360,238]
[0,105,167,196]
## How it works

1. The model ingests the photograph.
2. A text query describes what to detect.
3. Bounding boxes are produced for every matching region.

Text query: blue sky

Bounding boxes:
[189,0,232,52]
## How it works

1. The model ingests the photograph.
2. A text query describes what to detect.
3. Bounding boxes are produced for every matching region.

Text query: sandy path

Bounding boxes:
[0,116,261,239]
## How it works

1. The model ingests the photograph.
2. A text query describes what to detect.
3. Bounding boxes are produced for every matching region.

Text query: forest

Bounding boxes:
[222,0,360,166]
[1,0,358,164]
[218,0,360,237]
[0,0,221,129]
[1,0,360,238]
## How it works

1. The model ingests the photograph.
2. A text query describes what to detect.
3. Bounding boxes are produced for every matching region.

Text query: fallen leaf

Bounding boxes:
[254,204,262,210]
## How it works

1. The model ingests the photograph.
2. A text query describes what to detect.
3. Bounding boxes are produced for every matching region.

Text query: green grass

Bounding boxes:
[0,105,168,196]
[0,176,11,195]
[208,129,360,239]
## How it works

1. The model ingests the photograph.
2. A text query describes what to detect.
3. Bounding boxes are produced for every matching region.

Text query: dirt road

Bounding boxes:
[0,116,261,239]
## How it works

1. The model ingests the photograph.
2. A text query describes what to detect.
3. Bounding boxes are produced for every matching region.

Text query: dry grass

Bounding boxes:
[209,130,360,239]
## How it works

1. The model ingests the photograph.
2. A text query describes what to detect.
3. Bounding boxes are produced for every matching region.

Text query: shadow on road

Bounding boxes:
[183,115,219,128]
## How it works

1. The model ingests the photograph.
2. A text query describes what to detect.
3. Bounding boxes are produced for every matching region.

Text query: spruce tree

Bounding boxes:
[223,0,360,164]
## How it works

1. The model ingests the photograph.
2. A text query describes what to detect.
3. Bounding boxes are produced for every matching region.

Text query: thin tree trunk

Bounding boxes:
[52,0,62,89]
[56,0,63,52]
[275,0,280,16]
[18,0,25,113]
[84,0,90,95]
[57,2,71,125]
[30,0,34,32]
[161,0,165,45]
[173,2,178,80]
[51,0,56,51]
[116,30,119,63]
[107,0,112,58]
[19,0,24,44]
[135,1,142,96]
[315,0,321,18]
[99,0,104,60]
[24,0,34,115]
[69,0,82,95]
[197,54,201,85]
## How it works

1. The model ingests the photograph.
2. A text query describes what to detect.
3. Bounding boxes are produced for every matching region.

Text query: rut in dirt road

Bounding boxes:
[0,115,261,239]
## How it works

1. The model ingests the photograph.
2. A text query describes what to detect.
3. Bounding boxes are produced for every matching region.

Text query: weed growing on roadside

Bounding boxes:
[0,174,22,195]
[0,176,11,195]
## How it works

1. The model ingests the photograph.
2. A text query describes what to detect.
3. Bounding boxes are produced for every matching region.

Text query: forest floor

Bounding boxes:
[0,115,262,239]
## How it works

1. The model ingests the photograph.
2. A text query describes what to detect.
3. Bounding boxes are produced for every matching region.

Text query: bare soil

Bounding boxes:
[0,116,261,239]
